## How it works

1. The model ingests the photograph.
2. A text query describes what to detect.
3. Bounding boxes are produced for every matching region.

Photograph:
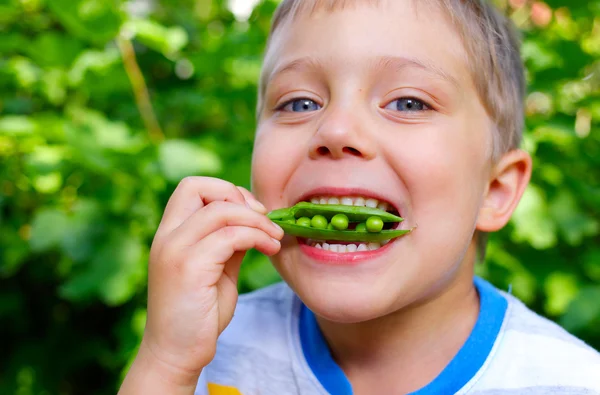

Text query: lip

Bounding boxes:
[298,237,398,265]
[295,187,404,215]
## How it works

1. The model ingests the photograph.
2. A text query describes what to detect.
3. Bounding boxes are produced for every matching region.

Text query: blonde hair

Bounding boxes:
[257,0,526,261]
[257,0,526,161]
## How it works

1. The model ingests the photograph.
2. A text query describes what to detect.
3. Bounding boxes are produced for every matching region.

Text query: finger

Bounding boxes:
[215,250,246,334]
[158,177,247,236]
[203,226,281,264]
[236,186,267,214]
[223,251,246,290]
[181,226,281,286]
[170,201,284,247]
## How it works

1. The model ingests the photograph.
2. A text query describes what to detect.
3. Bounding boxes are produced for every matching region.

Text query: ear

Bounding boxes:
[476,149,532,232]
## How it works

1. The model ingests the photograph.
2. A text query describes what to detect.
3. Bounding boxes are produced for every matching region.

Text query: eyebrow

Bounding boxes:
[373,55,459,87]
[266,55,459,87]
[267,56,325,82]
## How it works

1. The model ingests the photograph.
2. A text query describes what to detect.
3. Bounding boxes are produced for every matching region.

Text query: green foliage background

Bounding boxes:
[0,0,599,393]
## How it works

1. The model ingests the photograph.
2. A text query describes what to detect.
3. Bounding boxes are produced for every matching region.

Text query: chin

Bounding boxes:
[290,277,407,324]
[271,237,467,323]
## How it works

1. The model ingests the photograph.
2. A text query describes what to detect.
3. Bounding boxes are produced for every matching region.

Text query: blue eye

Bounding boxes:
[385,98,429,112]
[281,99,321,112]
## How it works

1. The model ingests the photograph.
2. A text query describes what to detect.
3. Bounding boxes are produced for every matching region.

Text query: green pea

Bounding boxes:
[311,215,328,229]
[267,202,403,224]
[355,222,367,232]
[284,218,296,225]
[270,219,413,242]
[296,217,312,227]
[366,216,384,233]
[330,213,349,230]
[327,222,335,230]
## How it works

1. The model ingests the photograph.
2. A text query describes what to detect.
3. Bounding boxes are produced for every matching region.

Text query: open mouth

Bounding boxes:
[296,194,402,253]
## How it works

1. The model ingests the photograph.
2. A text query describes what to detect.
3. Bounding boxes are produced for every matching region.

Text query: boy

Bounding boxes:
[119,0,600,394]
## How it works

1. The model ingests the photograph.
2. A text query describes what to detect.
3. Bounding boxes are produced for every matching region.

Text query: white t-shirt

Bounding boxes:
[195,277,600,395]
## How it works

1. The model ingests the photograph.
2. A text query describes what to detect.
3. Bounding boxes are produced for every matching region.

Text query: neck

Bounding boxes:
[315,265,480,394]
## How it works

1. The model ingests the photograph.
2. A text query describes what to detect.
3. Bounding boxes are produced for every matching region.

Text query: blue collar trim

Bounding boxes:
[300,303,353,395]
[299,277,507,395]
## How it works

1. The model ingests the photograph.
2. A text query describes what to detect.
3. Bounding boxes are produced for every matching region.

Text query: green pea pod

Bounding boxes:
[272,220,412,242]
[267,202,403,223]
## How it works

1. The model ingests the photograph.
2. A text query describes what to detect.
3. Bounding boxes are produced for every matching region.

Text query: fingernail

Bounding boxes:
[272,221,283,233]
[246,198,266,212]
[253,199,267,211]
[271,237,281,245]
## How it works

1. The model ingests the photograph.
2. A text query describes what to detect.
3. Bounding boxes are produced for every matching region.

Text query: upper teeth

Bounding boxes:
[310,196,390,212]
[308,240,386,252]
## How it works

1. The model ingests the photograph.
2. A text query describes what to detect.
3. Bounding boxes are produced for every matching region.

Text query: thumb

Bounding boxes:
[236,186,267,214]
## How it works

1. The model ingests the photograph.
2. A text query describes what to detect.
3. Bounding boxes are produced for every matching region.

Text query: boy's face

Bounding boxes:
[252,1,494,322]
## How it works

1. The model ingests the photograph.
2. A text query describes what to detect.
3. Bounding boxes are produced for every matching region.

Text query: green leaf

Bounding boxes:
[7,56,41,89]
[522,40,563,72]
[67,106,146,152]
[225,56,262,89]
[64,123,113,172]
[549,190,599,246]
[68,47,121,86]
[583,249,600,282]
[59,230,147,306]
[32,172,63,194]
[239,249,281,292]
[486,243,538,304]
[544,272,579,316]
[41,68,68,105]
[0,116,38,136]
[24,32,84,68]
[63,107,146,173]
[532,121,577,146]
[0,33,29,53]
[47,0,123,44]
[29,208,69,252]
[0,1,20,26]
[98,233,147,306]
[158,139,222,182]
[59,199,105,263]
[560,286,600,332]
[0,229,29,278]
[511,185,557,249]
[25,145,69,174]
[124,19,189,56]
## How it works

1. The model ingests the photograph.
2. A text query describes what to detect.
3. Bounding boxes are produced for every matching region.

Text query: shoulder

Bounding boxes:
[475,291,600,393]
[501,293,600,365]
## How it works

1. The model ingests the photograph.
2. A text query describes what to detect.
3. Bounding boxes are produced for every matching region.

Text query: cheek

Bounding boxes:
[251,125,304,208]
[391,120,490,236]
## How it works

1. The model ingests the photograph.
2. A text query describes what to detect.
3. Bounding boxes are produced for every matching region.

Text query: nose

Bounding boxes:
[308,107,377,160]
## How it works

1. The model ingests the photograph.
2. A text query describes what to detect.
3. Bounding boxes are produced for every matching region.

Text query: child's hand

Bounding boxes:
[125,177,283,390]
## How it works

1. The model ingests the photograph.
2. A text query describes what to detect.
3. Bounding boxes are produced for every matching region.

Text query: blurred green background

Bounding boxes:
[1,0,599,393]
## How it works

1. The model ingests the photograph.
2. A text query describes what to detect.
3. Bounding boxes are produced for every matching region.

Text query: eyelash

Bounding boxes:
[275,98,321,113]
[276,97,432,113]
[384,97,431,112]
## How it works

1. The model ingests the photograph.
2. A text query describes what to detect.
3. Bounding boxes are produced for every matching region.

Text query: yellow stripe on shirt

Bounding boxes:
[207,382,243,395]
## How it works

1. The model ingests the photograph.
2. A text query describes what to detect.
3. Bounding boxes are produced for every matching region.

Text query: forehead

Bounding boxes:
[262,0,469,88]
